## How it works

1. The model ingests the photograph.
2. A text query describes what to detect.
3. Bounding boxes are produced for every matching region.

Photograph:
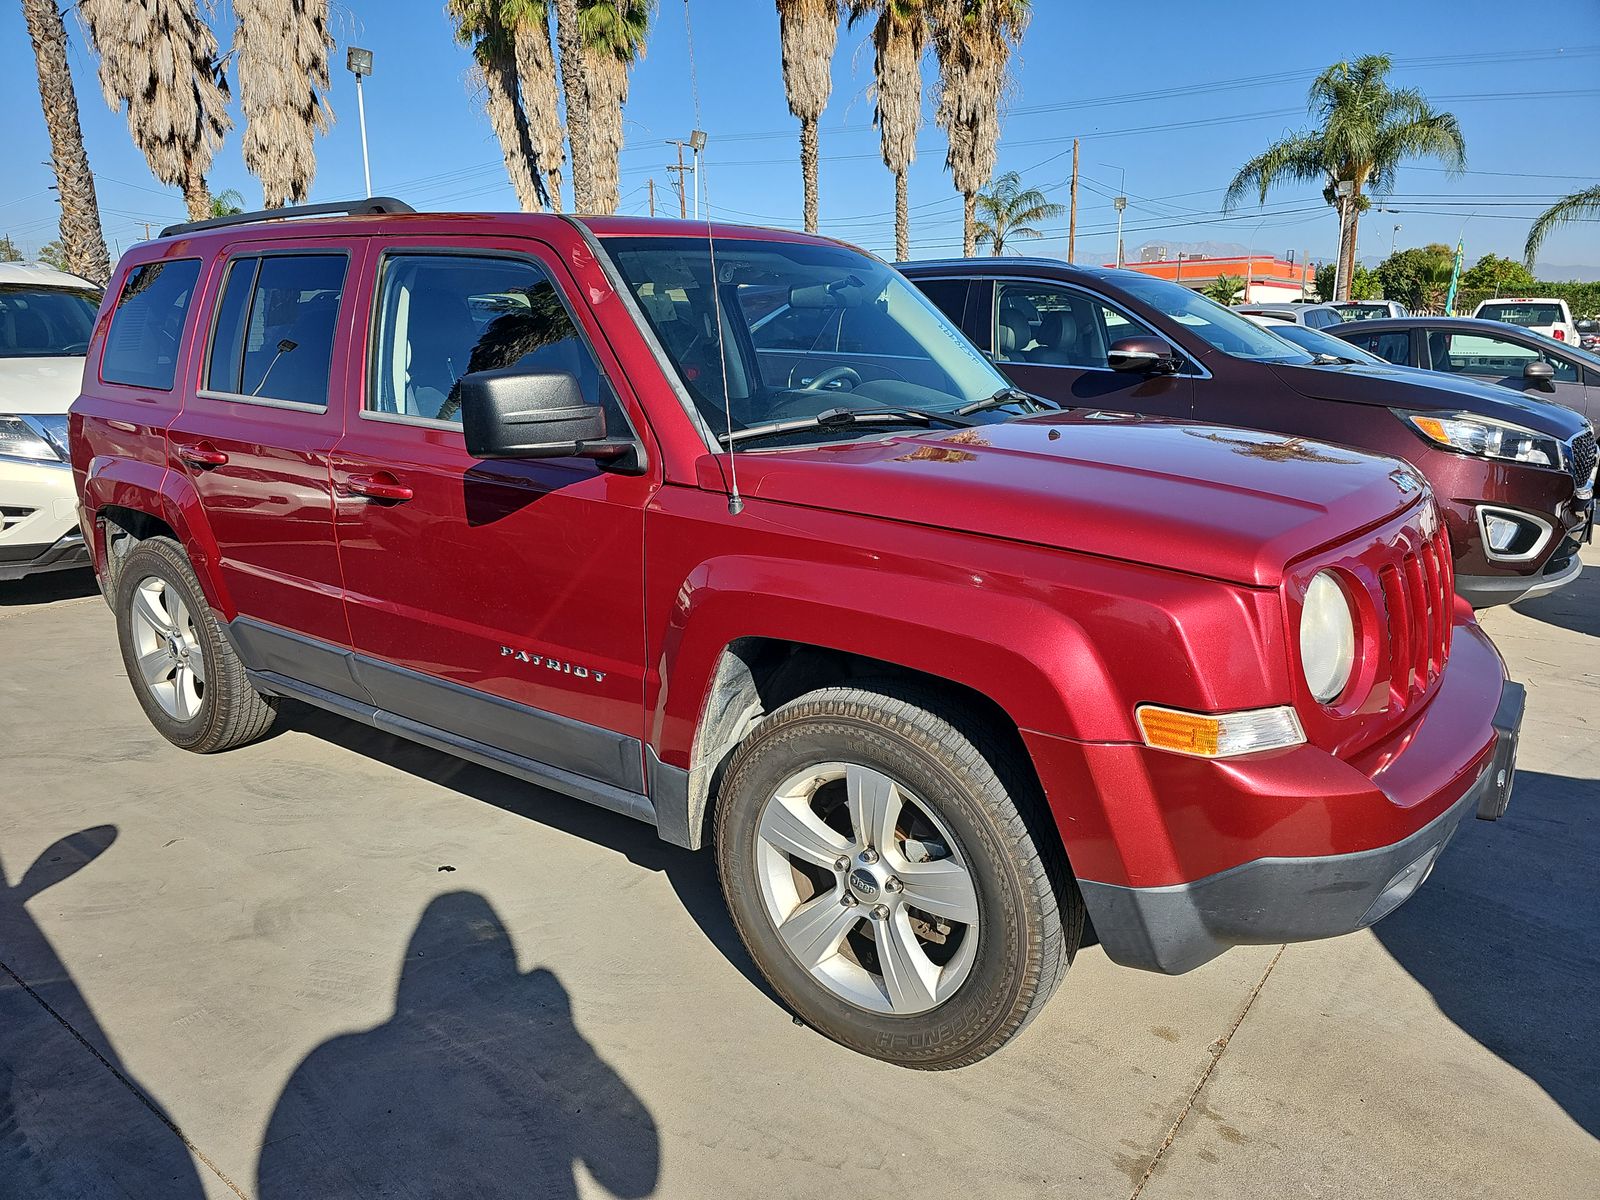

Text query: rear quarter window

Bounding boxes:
[100,258,203,390]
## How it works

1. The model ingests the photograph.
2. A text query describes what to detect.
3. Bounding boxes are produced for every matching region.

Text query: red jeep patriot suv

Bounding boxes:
[72,201,1522,1068]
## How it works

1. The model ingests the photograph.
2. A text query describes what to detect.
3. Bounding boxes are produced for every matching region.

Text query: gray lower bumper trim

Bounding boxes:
[0,531,88,581]
[1458,555,1582,608]
[1080,683,1522,975]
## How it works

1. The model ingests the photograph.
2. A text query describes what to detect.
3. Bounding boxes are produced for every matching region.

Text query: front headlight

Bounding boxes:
[1300,570,1356,703]
[0,415,66,464]
[1400,411,1562,469]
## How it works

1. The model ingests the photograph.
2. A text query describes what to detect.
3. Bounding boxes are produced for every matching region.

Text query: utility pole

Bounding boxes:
[666,140,689,219]
[648,177,656,218]
[1301,249,1311,300]
[346,48,375,197]
[1067,138,1079,264]
[1113,195,1126,267]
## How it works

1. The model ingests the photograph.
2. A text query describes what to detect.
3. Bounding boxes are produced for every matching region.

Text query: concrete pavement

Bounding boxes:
[1,548,1596,1199]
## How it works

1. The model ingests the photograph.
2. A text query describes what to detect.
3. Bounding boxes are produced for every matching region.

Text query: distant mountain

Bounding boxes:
[1533,262,1600,283]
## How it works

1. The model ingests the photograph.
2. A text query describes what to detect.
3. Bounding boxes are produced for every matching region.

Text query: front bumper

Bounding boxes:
[1079,680,1524,975]
[0,457,83,581]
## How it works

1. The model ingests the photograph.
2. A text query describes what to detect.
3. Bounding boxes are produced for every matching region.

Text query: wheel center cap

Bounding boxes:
[166,633,183,659]
[848,867,880,903]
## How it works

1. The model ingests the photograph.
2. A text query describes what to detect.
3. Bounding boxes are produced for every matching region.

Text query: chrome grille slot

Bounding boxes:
[1571,430,1596,493]
[1380,520,1452,710]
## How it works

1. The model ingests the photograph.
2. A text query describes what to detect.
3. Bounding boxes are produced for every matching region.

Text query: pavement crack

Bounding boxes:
[1127,945,1285,1200]
[0,954,252,1200]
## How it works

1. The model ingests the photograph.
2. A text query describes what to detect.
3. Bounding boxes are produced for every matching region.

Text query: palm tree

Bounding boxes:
[1203,274,1244,305]
[233,0,334,208]
[847,0,930,262]
[449,0,550,212]
[506,0,566,209]
[210,188,247,217]
[931,0,1030,257]
[776,0,841,234]
[20,0,110,283]
[579,0,652,215]
[1223,55,1465,302]
[1524,185,1600,267]
[971,170,1061,255]
[79,0,232,223]
[553,0,596,211]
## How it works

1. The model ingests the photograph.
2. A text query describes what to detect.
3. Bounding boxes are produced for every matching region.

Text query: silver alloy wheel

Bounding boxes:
[128,575,206,721]
[754,762,980,1015]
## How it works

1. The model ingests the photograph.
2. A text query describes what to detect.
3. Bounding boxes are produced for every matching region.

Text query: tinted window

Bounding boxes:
[913,279,969,329]
[369,254,622,429]
[1303,308,1341,329]
[1431,330,1579,383]
[204,254,345,406]
[0,285,100,358]
[996,281,1163,369]
[101,259,202,390]
[1348,330,1411,365]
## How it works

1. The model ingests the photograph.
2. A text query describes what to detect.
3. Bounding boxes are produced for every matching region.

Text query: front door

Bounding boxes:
[1422,326,1595,423]
[985,279,1193,420]
[331,241,655,794]
[167,241,359,668]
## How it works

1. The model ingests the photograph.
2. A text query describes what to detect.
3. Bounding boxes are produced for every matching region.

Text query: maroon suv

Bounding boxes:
[902,259,1595,607]
[72,204,1520,1068]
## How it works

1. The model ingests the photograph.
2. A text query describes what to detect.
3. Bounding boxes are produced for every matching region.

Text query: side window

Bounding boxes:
[100,258,202,390]
[1357,331,1411,365]
[204,254,346,407]
[1304,309,1338,329]
[912,279,969,330]
[996,281,1169,371]
[369,253,623,430]
[1432,331,1577,383]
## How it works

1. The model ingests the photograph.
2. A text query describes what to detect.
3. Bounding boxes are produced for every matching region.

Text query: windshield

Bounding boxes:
[0,284,100,358]
[1112,272,1314,363]
[1268,323,1384,363]
[600,237,1014,443]
[1476,302,1565,328]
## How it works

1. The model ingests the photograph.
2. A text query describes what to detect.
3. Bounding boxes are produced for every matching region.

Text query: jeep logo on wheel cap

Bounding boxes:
[848,868,880,902]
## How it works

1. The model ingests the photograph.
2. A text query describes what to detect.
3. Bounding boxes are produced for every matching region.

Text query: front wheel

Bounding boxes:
[715,684,1081,1068]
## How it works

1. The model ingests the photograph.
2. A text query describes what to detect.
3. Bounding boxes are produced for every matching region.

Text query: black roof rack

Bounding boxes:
[159,197,415,239]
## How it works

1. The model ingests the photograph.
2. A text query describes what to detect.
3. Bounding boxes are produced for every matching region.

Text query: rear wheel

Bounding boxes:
[113,537,277,752]
[715,684,1081,1068]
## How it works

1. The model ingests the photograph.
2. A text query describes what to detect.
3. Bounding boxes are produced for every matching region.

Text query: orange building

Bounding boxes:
[1111,254,1318,303]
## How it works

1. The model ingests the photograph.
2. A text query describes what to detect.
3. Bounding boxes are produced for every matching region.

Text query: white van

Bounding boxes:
[1472,296,1581,345]
[0,262,101,581]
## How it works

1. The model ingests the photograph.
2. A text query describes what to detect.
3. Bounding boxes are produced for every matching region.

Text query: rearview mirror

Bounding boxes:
[1522,360,1556,392]
[459,368,638,466]
[1107,336,1179,375]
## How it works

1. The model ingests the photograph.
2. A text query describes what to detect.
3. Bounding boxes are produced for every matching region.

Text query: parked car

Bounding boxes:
[1575,318,1599,353]
[902,259,1594,607]
[74,204,1522,1069]
[0,262,101,581]
[1332,300,1410,321]
[1471,296,1581,344]
[1328,315,1600,426]
[1233,302,1346,329]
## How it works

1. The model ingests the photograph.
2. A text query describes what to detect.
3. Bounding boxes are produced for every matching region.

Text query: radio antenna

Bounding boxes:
[682,0,743,515]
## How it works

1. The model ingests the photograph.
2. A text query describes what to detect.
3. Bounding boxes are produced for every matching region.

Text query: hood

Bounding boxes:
[1268,360,1590,440]
[0,356,88,415]
[735,414,1425,587]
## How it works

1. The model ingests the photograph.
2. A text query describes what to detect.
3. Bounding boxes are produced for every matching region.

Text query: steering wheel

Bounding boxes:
[802,365,862,392]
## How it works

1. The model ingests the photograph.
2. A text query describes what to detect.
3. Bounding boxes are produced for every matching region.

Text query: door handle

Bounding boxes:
[174,442,228,468]
[345,472,414,503]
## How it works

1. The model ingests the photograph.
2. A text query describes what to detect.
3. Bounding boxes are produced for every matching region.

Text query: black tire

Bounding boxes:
[113,536,277,753]
[714,683,1083,1069]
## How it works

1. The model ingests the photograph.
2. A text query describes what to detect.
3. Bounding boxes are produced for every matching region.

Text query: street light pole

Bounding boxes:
[1113,196,1127,267]
[347,47,374,197]
[1391,223,1402,257]
[689,130,707,220]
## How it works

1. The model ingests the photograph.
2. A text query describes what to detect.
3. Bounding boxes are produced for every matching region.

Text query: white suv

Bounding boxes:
[0,262,101,581]
[1472,296,1581,345]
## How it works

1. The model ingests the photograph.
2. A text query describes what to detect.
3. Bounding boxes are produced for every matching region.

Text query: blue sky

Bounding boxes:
[3,0,1598,274]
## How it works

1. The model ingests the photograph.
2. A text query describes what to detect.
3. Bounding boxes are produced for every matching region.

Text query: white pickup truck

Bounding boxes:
[1472,296,1581,344]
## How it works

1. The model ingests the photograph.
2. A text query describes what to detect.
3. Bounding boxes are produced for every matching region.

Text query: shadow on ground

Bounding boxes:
[1373,769,1600,1137]
[279,703,780,1006]
[0,569,99,609]
[0,826,207,1198]
[1509,551,1599,638]
[258,890,661,1199]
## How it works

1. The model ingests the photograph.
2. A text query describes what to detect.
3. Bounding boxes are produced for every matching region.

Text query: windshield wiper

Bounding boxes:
[956,386,1055,416]
[719,406,977,446]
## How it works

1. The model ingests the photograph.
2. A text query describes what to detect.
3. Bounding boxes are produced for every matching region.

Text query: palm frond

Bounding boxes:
[1524,184,1600,266]
[1222,133,1324,210]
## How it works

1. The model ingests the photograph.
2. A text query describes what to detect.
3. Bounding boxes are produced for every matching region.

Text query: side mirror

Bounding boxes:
[1108,336,1179,375]
[459,368,636,465]
[1522,359,1557,392]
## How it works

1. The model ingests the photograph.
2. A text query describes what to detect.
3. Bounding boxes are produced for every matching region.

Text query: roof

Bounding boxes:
[0,261,100,290]
[1328,316,1543,334]
[898,257,1132,284]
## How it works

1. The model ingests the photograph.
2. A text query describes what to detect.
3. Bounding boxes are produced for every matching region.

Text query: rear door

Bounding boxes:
[330,238,655,794]
[167,239,360,661]
[984,278,1193,418]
